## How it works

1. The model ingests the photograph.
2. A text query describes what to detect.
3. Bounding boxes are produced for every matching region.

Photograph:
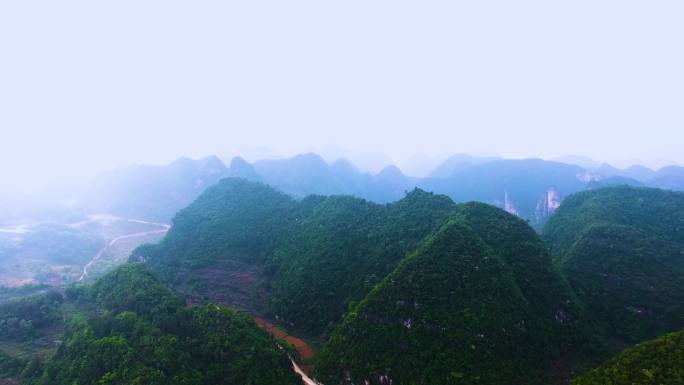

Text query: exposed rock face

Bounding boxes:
[534,186,561,224]
[504,190,519,215]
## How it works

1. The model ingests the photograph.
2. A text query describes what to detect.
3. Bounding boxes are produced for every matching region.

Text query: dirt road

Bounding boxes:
[77,216,170,282]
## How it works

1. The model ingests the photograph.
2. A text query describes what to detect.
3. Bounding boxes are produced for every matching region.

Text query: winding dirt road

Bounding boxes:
[76,216,170,282]
[78,227,169,281]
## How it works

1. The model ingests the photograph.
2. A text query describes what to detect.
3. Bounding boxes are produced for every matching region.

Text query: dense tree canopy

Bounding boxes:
[136,179,458,335]
[543,186,684,343]
[316,206,600,385]
[0,265,301,385]
[572,330,684,385]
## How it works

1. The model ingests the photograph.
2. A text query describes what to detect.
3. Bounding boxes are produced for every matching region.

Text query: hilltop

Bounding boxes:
[316,204,600,385]
[543,186,684,343]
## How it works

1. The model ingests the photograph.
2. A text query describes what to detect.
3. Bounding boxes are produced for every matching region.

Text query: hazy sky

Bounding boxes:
[1,1,683,191]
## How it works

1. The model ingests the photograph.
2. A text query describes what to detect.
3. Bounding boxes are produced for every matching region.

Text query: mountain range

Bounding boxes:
[77,153,684,228]
[2,158,684,384]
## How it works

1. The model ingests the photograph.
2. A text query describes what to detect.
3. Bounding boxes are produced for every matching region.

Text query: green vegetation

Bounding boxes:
[0,285,51,304]
[543,186,684,343]
[573,330,684,385]
[136,178,457,335]
[138,178,300,277]
[269,189,457,334]
[316,205,599,385]
[0,291,63,341]
[0,264,301,385]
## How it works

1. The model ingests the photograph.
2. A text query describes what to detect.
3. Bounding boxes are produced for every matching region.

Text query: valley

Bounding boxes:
[2,165,684,385]
[3,1,681,382]
[0,215,169,290]
[75,216,170,282]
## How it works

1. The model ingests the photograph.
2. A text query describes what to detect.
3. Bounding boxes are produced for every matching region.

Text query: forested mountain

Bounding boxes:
[76,153,415,223]
[134,178,457,335]
[316,204,600,385]
[543,186,684,344]
[268,189,457,334]
[7,175,684,384]
[75,152,684,228]
[572,329,684,385]
[128,178,684,384]
[0,264,301,385]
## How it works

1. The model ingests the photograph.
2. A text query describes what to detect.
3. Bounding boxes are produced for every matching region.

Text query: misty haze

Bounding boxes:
[1,1,683,385]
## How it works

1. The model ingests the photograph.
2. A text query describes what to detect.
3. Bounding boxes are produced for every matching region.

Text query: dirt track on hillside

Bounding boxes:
[252,315,319,383]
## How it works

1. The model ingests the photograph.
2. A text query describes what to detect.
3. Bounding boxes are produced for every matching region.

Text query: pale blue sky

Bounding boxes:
[1,1,682,190]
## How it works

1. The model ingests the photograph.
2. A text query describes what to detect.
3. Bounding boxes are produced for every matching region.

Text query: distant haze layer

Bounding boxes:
[1,1,682,191]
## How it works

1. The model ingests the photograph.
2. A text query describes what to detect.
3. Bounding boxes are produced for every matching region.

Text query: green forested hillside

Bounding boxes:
[0,264,301,385]
[136,178,458,335]
[454,203,601,353]
[139,178,300,273]
[269,189,457,334]
[572,330,684,385]
[0,291,63,341]
[316,206,599,385]
[543,187,684,343]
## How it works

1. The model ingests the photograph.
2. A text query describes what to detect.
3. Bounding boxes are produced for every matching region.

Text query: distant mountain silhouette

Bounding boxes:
[428,153,499,178]
[648,165,684,191]
[78,153,684,226]
[79,156,231,221]
[419,159,587,226]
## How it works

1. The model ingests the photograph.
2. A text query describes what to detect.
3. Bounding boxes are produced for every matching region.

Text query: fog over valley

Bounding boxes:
[1,2,683,385]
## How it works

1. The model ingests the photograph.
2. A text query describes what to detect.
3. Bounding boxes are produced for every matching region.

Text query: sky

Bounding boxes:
[1,1,683,192]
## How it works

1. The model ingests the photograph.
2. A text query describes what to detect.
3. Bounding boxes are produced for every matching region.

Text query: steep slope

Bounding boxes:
[133,178,301,311]
[572,330,684,385]
[316,206,599,385]
[0,264,301,385]
[136,178,457,334]
[80,156,230,221]
[543,186,684,343]
[269,189,457,334]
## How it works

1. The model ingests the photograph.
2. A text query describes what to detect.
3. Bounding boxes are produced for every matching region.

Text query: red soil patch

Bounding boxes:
[300,347,315,362]
[252,315,316,373]
[270,328,289,339]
